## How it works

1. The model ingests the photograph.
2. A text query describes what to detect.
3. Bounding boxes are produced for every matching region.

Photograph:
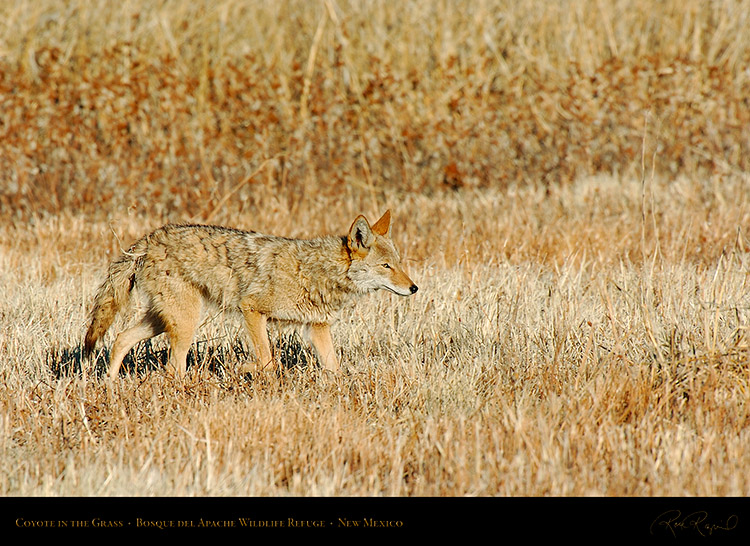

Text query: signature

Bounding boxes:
[650,510,738,537]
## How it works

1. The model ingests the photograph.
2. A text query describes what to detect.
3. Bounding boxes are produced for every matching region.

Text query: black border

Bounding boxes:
[2,496,749,539]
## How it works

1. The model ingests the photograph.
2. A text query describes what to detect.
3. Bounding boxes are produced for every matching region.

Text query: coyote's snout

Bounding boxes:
[84,210,417,379]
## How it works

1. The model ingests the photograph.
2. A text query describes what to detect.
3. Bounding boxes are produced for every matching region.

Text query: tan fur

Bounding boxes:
[84,211,418,379]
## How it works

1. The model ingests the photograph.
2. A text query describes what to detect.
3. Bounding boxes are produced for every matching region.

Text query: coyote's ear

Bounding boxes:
[348,215,375,254]
[371,210,391,237]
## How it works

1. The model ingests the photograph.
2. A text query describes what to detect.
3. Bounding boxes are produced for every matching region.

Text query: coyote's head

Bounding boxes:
[346,210,418,296]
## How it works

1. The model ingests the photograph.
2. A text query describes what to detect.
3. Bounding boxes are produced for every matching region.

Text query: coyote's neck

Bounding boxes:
[295,235,359,316]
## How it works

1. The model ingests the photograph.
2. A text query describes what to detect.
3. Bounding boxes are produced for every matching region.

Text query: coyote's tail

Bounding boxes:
[84,245,144,356]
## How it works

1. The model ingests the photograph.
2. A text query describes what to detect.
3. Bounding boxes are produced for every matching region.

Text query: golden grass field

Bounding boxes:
[1,0,750,498]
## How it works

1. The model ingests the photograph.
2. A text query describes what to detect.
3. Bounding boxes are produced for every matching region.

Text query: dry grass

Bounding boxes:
[1,0,750,497]
[2,175,750,496]
[2,0,749,219]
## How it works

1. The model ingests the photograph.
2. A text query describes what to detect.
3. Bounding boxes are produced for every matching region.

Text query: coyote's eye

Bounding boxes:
[382,263,391,269]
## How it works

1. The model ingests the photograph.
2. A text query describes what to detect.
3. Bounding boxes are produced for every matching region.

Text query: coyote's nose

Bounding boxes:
[410,284,418,294]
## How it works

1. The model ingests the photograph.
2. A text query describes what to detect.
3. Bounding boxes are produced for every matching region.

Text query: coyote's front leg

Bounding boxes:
[242,307,275,372]
[305,323,339,371]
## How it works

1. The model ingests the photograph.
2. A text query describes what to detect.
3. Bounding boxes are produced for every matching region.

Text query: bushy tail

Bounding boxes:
[84,248,143,356]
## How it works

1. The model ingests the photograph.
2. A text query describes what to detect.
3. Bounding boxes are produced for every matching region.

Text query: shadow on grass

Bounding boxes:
[46,333,316,380]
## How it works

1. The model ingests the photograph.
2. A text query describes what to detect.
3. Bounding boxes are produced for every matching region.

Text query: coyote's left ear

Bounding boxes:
[348,215,375,255]
[371,210,391,237]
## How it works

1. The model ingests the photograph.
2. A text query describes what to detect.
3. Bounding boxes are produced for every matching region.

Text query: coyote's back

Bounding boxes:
[85,211,418,379]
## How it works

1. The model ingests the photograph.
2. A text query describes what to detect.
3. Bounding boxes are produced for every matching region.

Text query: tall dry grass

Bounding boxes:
[1,0,749,219]
[2,174,750,496]
[1,0,749,498]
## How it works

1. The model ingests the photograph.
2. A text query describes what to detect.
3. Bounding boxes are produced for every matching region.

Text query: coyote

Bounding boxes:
[84,210,418,379]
